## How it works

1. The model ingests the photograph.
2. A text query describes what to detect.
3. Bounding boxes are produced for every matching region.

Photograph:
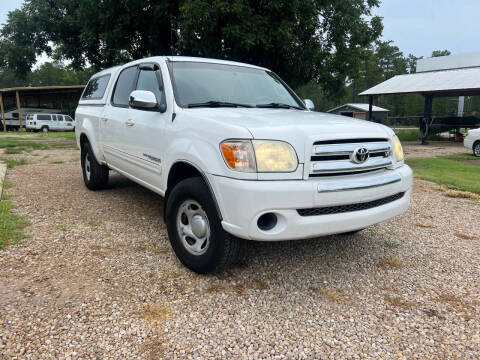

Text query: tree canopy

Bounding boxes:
[0,0,382,91]
[1,1,477,122]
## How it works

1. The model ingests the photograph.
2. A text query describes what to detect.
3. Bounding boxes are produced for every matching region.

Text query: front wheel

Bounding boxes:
[165,177,244,274]
[473,141,480,157]
[41,126,49,133]
[81,141,109,190]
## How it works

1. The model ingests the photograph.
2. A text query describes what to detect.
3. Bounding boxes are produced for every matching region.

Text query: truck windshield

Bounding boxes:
[170,62,305,109]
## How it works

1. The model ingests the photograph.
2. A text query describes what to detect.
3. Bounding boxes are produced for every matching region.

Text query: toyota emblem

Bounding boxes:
[351,147,369,164]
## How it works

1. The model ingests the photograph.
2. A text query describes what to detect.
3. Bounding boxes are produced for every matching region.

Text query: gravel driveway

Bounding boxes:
[1,152,479,359]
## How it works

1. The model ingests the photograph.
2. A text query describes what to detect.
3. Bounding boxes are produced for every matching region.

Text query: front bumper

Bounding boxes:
[208,165,412,241]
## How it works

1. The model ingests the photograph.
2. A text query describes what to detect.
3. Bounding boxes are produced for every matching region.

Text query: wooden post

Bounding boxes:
[16,91,23,130]
[368,95,373,121]
[420,95,433,144]
[0,92,5,132]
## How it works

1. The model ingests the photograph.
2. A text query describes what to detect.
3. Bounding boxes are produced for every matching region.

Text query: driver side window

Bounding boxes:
[136,69,164,105]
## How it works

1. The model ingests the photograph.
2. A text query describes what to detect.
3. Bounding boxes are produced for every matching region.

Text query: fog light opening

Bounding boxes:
[257,213,278,231]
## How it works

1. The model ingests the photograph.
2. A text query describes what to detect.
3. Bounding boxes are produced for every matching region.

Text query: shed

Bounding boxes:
[0,85,85,131]
[327,103,389,122]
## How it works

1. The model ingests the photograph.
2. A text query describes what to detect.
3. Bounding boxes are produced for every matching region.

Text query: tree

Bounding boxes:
[406,54,422,74]
[431,49,451,57]
[0,0,382,92]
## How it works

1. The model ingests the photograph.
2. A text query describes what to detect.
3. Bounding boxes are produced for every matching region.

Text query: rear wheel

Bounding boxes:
[41,126,49,133]
[166,177,244,274]
[81,141,109,190]
[473,141,480,157]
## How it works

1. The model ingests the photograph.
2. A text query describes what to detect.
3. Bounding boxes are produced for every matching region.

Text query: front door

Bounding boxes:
[102,65,138,169]
[122,64,167,189]
[64,115,75,130]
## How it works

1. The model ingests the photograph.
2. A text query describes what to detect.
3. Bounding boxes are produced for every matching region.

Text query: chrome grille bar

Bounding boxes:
[311,157,392,174]
[309,139,393,176]
[313,141,390,156]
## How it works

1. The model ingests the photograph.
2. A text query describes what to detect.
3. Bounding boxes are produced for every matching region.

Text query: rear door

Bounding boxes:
[122,63,167,188]
[51,115,59,130]
[57,115,65,130]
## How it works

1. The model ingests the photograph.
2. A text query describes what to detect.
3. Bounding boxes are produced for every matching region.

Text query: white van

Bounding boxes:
[2,107,62,130]
[26,113,75,132]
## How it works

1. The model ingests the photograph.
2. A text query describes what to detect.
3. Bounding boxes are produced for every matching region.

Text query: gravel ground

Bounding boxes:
[402,141,467,159]
[0,152,479,359]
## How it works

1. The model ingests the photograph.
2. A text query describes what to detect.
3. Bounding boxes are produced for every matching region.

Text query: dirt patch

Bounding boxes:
[403,141,467,159]
[376,256,404,269]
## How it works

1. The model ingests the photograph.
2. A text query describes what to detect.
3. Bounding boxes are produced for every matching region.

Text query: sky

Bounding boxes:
[1,0,480,61]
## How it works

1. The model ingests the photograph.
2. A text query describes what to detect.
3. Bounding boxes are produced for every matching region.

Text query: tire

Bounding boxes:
[81,141,109,190]
[41,126,49,133]
[165,177,244,274]
[473,141,480,157]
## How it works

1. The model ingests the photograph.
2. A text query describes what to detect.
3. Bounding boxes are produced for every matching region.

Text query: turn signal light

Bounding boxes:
[220,140,256,172]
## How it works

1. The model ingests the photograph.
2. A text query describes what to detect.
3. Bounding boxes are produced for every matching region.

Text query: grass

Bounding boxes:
[383,240,400,249]
[4,147,23,154]
[454,232,478,240]
[0,132,76,152]
[0,189,30,250]
[384,295,417,310]
[407,154,480,194]
[4,158,28,169]
[415,222,434,228]
[310,286,348,304]
[141,303,171,329]
[35,131,76,140]
[87,220,102,228]
[376,256,404,269]
[394,128,445,142]
[56,224,70,232]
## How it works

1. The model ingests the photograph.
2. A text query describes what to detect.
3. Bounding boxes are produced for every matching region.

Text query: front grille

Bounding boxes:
[297,192,405,216]
[309,138,392,177]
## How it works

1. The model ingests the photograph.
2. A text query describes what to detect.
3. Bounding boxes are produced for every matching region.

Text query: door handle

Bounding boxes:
[125,119,135,127]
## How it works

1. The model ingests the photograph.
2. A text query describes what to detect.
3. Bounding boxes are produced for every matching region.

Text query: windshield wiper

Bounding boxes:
[256,102,304,110]
[187,101,253,108]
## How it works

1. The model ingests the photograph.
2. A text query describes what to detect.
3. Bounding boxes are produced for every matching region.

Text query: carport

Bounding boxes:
[0,85,85,131]
[359,52,480,143]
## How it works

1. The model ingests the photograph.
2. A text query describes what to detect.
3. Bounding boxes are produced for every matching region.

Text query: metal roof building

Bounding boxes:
[359,52,480,142]
[0,85,85,131]
[359,67,480,97]
[327,103,389,122]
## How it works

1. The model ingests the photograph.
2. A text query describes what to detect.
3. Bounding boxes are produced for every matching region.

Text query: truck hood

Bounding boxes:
[182,108,394,162]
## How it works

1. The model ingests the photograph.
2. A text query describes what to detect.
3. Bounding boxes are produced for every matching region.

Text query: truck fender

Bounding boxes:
[79,119,105,165]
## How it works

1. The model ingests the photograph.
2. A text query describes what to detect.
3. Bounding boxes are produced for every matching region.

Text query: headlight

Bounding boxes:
[252,140,297,172]
[391,135,404,162]
[220,140,298,172]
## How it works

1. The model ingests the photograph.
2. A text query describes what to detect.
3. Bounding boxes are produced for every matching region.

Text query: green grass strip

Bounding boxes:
[407,155,480,194]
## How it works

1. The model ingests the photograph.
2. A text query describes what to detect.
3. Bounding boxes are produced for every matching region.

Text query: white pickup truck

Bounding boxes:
[75,56,412,273]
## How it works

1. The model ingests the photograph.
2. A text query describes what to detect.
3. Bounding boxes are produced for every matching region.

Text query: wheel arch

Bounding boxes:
[164,160,223,222]
[473,140,480,156]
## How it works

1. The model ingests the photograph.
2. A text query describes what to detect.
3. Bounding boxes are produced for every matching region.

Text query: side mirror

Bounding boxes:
[304,99,315,111]
[129,90,158,110]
